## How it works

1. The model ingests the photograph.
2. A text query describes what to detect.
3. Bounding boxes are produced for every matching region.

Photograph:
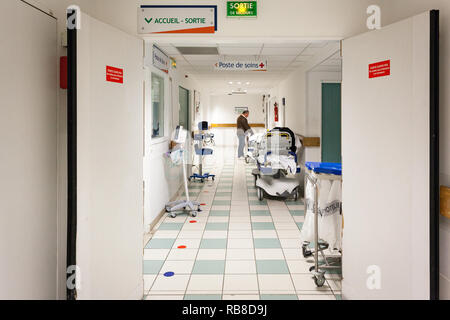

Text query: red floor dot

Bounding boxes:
[177,245,187,249]
[189,220,197,224]
[201,203,207,206]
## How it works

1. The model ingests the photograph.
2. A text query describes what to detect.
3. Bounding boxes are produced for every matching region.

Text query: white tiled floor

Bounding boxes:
[143,146,342,301]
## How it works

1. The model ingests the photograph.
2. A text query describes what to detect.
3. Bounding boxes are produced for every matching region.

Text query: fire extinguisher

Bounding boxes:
[274,103,279,122]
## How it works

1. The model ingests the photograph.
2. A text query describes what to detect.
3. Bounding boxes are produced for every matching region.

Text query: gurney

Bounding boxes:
[252,127,302,201]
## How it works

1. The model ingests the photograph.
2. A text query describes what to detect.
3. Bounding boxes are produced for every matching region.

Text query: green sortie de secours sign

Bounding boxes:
[227,1,257,17]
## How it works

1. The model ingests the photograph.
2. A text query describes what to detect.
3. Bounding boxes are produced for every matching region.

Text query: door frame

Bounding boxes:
[429,9,439,301]
[66,9,78,301]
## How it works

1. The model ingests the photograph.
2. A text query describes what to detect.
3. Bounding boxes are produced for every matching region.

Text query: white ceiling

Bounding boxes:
[155,40,341,94]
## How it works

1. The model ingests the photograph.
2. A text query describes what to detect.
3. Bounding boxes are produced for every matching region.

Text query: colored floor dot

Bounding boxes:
[189,220,197,224]
[164,272,175,277]
[177,245,187,249]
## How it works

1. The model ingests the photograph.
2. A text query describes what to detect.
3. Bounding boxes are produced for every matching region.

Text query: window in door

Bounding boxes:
[151,73,164,138]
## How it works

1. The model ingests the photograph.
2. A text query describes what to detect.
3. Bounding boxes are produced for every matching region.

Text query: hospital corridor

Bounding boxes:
[143,145,341,300]
[1,0,450,309]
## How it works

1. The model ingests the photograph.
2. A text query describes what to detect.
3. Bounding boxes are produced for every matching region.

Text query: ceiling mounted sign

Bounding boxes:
[215,57,268,72]
[153,46,169,73]
[138,5,217,34]
[227,1,257,17]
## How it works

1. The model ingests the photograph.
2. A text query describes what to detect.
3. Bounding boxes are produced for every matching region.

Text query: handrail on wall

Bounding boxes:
[295,133,321,148]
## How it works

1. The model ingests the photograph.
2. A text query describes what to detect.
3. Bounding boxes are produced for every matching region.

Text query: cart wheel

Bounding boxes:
[170,213,177,219]
[191,212,197,218]
[188,177,191,182]
[314,275,326,287]
[212,176,215,181]
[201,178,204,183]
[302,245,312,258]
[257,187,264,201]
[293,188,299,201]
[245,156,250,164]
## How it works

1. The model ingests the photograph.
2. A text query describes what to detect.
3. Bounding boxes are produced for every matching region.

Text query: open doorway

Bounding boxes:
[179,86,190,131]
[66,10,439,300]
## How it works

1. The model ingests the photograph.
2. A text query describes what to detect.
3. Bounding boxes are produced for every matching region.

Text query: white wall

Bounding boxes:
[208,94,265,124]
[0,0,57,299]
[143,45,203,232]
[206,93,265,147]
[271,42,341,136]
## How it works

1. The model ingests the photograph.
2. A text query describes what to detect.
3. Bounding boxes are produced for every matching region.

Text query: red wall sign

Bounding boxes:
[106,66,124,84]
[369,60,390,79]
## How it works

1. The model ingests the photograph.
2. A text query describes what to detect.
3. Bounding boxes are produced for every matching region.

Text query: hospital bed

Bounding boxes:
[252,127,302,201]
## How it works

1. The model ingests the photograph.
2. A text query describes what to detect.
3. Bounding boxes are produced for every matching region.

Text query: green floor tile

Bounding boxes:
[252,222,275,230]
[143,260,164,274]
[158,223,183,230]
[260,294,298,300]
[215,192,232,196]
[296,222,304,229]
[200,239,227,249]
[192,260,225,274]
[249,200,267,205]
[184,294,222,300]
[188,185,204,189]
[210,210,230,216]
[145,238,176,249]
[285,199,304,205]
[213,200,231,205]
[217,187,232,191]
[290,210,305,216]
[206,223,229,231]
[254,238,281,249]
[250,210,270,216]
[256,260,289,274]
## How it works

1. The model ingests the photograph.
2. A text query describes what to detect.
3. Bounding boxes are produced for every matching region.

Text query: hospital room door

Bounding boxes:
[179,86,190,131]
[341,10,439,300]
[321,83,342,162]
[67,10,144,299]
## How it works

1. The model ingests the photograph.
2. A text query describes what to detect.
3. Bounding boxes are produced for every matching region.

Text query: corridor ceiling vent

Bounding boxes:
[231,89,247,95]
[176,47,219,55]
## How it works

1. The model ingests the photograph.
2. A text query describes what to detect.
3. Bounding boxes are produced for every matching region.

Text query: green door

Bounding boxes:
[321,83,342,163]
[179,87,190,131]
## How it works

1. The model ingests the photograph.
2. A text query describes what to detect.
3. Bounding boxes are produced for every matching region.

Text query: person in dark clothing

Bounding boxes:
[236,110,253,159]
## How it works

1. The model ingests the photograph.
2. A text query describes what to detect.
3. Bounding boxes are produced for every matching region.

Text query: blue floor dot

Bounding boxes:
[164,272,175,277]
